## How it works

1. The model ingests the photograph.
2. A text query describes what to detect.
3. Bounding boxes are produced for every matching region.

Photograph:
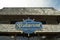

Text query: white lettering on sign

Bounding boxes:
[16,23,41,27]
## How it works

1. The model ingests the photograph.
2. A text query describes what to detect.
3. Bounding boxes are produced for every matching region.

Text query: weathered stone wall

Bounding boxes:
[0,7,60,15]
[0,24,60,32]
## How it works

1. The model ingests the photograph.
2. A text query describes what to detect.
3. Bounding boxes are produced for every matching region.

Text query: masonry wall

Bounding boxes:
[0,7,60,15]
[0,24,60,32]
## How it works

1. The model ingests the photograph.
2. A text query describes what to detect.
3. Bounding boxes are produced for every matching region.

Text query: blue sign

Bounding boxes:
[15,18,42,34]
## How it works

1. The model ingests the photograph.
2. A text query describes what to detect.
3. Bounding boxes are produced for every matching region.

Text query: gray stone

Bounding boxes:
[0,7,60,15]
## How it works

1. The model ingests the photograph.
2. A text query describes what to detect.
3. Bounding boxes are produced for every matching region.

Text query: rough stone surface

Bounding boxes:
[0,24,60,32]
[0,7,60,15]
